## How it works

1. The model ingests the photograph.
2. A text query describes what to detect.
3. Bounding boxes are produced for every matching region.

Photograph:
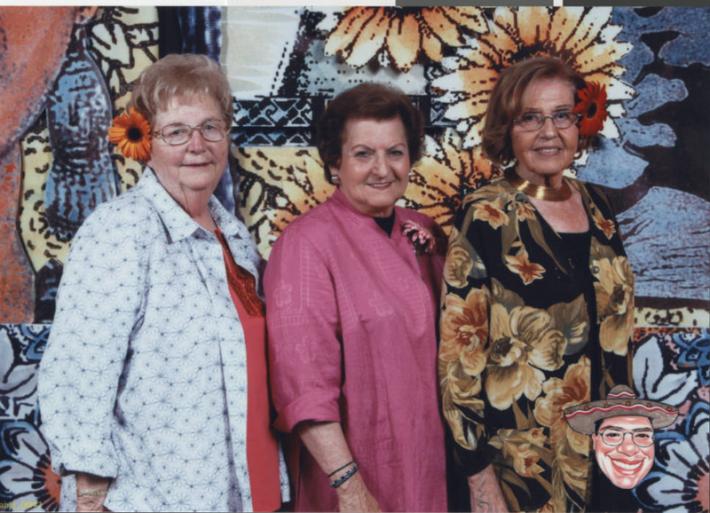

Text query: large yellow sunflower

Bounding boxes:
[406,130,498,234]
[320,7,487,71]
[233,147,335,258]
[431,7,634,148]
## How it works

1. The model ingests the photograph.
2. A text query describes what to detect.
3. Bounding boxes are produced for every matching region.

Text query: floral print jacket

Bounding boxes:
[439,177,635,512]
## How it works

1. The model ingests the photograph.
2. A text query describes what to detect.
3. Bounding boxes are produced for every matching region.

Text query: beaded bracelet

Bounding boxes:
[330,463,359,489]
[328,460,355,477]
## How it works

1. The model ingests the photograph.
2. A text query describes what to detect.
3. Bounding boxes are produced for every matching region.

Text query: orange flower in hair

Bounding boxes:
[573,81,608,137]
[108,108,152,161]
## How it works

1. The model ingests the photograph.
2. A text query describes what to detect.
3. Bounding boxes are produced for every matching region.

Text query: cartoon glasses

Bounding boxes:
[598,429,655,448]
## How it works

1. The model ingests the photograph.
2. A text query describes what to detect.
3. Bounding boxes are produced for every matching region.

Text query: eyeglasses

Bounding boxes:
[598,429,654,448]
[514,111,580,131]
[154,120,228,146]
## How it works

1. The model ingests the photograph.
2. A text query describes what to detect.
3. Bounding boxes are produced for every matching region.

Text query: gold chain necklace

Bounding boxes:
[505,169,573,202]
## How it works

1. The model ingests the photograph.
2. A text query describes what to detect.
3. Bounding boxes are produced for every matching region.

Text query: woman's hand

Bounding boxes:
[336,472,381,512]
[296,421,381,512]
[76,472,111,512]
[468,465,508,513]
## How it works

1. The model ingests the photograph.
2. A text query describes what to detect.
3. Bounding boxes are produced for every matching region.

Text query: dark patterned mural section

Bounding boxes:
[0,5,708,512]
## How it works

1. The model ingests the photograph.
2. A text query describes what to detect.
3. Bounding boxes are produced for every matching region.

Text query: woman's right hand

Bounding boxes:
[468,465,508,513]
[336,472,381,512]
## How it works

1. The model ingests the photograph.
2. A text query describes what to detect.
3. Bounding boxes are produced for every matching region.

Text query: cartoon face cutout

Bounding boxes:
[592,415,655,489]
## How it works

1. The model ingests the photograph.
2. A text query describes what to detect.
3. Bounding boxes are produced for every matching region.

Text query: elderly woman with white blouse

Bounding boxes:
[38,54,288,512]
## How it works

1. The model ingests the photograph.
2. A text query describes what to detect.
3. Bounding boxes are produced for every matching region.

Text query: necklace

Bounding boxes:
[505,169,573,202]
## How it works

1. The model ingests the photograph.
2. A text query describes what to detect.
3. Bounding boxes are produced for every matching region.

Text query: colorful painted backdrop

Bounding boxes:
[0,6,708,512]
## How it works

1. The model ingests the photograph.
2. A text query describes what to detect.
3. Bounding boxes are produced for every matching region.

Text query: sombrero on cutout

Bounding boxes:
[564,385,679,435]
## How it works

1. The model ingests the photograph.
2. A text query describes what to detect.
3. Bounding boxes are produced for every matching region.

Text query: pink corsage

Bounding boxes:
[401,220,436,255]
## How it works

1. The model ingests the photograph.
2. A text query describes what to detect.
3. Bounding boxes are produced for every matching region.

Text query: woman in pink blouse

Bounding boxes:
[264,83,449,512]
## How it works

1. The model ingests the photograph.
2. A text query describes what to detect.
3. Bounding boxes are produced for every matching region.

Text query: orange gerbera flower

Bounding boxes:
[108,108,152,161]
[574,81,608,137]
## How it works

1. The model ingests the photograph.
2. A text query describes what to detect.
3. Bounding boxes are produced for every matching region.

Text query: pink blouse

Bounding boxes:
[264,189,448,512]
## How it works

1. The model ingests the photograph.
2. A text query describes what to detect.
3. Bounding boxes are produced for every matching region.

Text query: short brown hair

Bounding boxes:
[130,53,233,125]
[316,83,425,182]
[482,56,589,168]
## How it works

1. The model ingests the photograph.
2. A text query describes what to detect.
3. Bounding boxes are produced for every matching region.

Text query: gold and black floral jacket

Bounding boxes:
[439,177,634,512]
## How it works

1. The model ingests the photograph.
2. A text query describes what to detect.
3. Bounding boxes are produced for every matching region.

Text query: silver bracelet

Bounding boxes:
[330,463,359,489]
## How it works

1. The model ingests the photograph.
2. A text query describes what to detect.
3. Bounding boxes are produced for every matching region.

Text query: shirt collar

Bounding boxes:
[137,167,242,243]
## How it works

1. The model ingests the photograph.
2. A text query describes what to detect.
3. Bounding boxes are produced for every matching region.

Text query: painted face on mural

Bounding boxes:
[0,8,94,160]
[331,116,410,218]
[149,94,229,205]
[592,415,655,489]
[511,77,579,183]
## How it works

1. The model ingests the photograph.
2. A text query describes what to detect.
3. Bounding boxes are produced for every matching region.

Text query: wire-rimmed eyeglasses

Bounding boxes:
[514,111,581,132]
[154,119,228,146]
[598,429,655,448]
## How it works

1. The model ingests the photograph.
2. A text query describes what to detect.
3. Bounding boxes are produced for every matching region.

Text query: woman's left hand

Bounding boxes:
[76,472,111,512]
[336,472,381,512]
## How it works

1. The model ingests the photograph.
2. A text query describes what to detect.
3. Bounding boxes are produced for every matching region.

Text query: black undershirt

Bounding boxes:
[373,212,396,237]
[557,230,595,356]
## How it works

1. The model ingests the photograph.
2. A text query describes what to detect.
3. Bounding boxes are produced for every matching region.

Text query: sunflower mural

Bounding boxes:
[431,6,634,149]
[319,7,487,71]
[233,146,335,258]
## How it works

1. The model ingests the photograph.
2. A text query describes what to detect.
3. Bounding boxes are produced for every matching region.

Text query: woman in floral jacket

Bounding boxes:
[439,56,635,512]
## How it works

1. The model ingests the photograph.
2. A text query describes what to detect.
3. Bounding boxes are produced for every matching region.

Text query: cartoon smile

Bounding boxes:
[609,457,646,475]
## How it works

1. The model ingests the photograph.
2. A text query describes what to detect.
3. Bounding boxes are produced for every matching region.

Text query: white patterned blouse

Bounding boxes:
[38,168,289,512]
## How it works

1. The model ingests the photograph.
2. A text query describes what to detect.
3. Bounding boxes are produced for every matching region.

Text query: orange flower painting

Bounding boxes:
[406,131,499,234]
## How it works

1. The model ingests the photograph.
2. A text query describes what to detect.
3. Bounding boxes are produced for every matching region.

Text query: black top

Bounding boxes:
[373,212,396,237]
[558,230,595,356]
